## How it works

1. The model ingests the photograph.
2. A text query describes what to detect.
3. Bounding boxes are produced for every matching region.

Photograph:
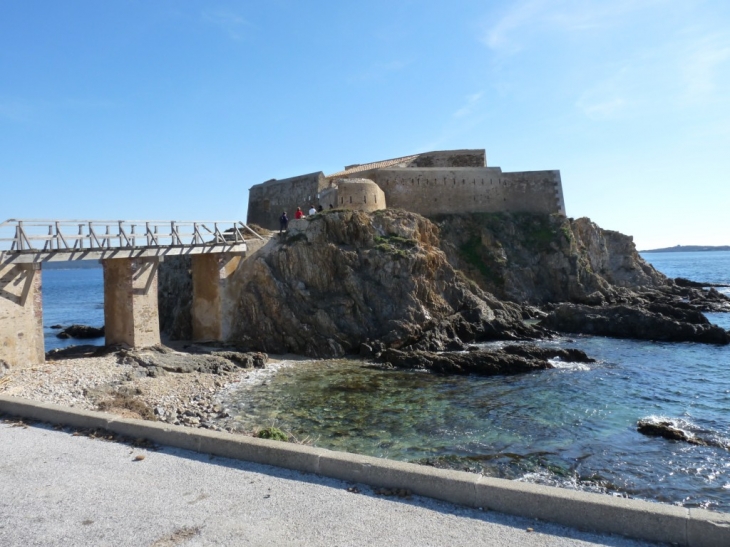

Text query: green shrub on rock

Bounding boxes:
[256,427,288,442]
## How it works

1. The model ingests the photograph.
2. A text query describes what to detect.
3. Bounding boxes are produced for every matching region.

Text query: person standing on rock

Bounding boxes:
[295,207,304,219]
[279,212,288,235]
[308,205,317,216]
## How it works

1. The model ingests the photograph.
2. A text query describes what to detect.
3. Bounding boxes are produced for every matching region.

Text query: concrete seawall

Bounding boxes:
[1,394,727,546]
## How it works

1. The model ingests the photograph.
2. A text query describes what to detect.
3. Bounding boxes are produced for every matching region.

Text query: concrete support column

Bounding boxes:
[103,257,160,348]
[0,262,44,367]
[191,253,244,342]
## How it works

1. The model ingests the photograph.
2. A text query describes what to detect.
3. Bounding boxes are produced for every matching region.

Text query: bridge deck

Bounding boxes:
[0,219,262,264]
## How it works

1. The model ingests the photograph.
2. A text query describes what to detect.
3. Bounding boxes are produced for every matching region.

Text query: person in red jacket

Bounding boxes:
[295,207,304,219]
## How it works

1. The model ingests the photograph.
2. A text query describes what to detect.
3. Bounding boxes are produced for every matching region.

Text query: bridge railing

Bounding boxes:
[0,219,263,253]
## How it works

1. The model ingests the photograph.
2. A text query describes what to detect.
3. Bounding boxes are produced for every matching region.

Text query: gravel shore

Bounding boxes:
[0,346,275,434]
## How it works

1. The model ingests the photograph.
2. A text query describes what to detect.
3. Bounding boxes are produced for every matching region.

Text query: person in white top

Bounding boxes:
[308,206,317,216]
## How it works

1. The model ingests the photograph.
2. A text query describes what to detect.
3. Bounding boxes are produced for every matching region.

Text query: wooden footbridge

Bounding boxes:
[0,219,266,367]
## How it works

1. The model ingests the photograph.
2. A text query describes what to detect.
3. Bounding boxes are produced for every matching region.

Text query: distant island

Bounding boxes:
[640,245,730,253]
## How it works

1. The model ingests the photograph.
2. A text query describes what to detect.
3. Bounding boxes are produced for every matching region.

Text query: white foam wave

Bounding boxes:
[548,358,590,371]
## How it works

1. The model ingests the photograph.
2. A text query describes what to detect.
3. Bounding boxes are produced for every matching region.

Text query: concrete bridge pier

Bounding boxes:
[0,261,44,367]
[103,257,161,348]
[191,253,244,342]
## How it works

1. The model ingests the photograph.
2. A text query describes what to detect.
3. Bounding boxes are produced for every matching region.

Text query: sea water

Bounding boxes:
[41,267,104,351]
[40,253,730,509]
[221,251,730,511]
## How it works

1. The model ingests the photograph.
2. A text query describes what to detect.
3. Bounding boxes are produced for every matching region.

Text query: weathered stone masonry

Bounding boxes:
[247,149,566,230]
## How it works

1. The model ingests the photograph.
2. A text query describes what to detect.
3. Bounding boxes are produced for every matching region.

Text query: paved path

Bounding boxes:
[0,422,659,547]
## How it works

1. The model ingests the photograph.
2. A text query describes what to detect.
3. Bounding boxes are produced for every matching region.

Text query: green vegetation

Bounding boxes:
[256,426,289,442]
[459,236,505,289]
[373,234,417,258]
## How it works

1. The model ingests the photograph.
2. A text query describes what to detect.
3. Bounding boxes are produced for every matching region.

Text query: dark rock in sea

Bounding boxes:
[378,344,593,376]
[500,344,596,363]
[541,304,729,345]
[56,324,105,340]
[49,324,63,329]
[637,420,703,444]
[636,419,729,450]
[674,277,730,288]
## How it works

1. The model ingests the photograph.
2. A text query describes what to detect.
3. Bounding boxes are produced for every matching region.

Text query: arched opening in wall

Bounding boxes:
[340,197,344,205]
[349,196,352,204]
[363,195,367,203]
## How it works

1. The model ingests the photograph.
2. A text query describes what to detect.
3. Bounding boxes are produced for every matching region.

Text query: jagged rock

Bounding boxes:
[219,210,543,357]
[56,324,104,339]
[433,213,666,305]
[541,304,729,344]
[157,209,729,354]
[379,344,594,376]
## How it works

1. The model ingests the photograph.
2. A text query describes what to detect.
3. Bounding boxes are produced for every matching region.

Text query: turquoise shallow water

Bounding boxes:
[222,251,730,511]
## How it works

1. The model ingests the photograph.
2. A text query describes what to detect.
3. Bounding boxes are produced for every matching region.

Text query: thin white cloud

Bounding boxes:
[203,9,251,41]
[453,92,484,118]
[482,0,544,53]
[679,35,730,103]
[482,0,670,53]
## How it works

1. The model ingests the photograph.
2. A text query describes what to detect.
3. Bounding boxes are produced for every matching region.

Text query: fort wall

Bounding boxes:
[374,168,564,217]
[246,149,566,230]
[247,172,326,229]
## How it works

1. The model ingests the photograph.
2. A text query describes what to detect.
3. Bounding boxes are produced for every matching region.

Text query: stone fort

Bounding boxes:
[247,149,565,229]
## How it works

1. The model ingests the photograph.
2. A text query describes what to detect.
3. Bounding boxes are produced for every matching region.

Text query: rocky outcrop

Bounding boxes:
[157,209,729,353]
[541,303,729,344]
[433,213,666,305]
[222,210,543,357]
[379,345,594,376]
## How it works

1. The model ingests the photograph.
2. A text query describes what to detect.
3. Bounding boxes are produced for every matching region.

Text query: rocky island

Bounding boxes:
[4,148,729,434]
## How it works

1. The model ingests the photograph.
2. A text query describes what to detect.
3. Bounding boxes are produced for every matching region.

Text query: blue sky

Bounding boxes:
[1,0,729,249]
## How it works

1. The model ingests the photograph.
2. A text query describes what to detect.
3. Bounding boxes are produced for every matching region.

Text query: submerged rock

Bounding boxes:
[378,344,594,376]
